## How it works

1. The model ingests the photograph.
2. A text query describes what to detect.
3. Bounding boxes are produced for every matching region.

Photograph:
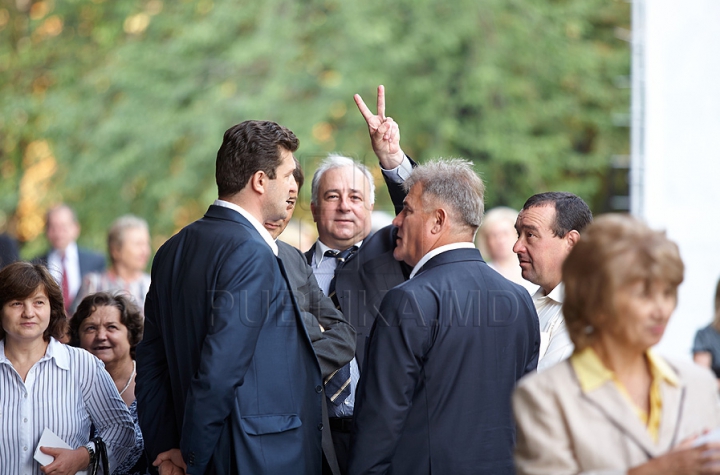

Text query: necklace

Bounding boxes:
[119,360,136,396]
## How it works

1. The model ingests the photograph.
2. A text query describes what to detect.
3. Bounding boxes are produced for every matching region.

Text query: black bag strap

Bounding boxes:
[89,437,110,475]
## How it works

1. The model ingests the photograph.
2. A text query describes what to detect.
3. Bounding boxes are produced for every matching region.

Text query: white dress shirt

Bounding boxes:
[310,240,362,418]
[533,283,574,372]
[0,338,135,475]
[47,242,81,301]
[409,242,476,279]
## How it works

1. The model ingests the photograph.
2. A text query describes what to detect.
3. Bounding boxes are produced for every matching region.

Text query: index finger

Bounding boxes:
[377,85,386,121]
[353,94,376,123]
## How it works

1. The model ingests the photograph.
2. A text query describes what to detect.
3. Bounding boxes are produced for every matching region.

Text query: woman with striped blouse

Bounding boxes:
[0,261,135,475]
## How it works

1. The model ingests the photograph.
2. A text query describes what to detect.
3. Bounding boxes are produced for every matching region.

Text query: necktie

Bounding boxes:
[323,246,357,406]
[61,253,71,312]
[325,246,357,309]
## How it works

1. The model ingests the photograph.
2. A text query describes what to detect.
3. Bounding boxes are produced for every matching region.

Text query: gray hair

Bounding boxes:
[107,215,149,261]
[404,158,485,228]
[310,154,376,205]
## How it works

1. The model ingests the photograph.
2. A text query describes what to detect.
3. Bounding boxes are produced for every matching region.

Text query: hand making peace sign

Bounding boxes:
[354,85,406,170]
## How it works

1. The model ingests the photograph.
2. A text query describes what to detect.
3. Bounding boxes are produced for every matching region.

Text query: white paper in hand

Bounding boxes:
[692,427,720,447]
[34,427,88,475]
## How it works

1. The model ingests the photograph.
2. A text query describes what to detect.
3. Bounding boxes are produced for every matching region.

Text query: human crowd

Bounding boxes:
[1,86,720,475]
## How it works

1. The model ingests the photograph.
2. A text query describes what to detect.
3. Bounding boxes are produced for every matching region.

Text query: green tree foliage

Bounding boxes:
[0,0,630,255]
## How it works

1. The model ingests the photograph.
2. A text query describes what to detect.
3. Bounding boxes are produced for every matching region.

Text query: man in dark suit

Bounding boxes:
[35,205,106,311]
[264,162,356,475]
[348,159,540,475]
[135,121,323,475]
[0,232,19,269]
[303,86,413,473]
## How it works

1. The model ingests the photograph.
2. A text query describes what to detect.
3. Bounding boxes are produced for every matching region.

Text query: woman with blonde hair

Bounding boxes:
[72,215,151,313]
[513,214,720,474]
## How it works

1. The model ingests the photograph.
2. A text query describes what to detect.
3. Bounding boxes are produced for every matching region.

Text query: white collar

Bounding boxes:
[213,199,278,256]
[313,239,364,267]
[50,241,78,262]
[533,282,565,304]
[0,337,70,371]
[409,242,476,279]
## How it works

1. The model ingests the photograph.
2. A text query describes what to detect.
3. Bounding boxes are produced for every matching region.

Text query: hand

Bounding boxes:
[154,448,187,475]
[39,446,90,475]
[354,85,405,169]
[629,440,720,474]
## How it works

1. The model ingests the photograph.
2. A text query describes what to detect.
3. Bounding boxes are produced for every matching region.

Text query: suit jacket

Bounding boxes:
[349,248,540,475]
[37,246,106,277]
[304,165,414,368]
[277,240,355,475]
[513,356,720,475]
[135,205,323,475]
[0,233,19,269]
[278,240,355,378]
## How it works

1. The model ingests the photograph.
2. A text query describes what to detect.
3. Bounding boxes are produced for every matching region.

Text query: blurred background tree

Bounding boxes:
[0,0,630,258]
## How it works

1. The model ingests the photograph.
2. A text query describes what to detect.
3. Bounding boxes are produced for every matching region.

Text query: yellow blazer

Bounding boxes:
[513,356,720,475]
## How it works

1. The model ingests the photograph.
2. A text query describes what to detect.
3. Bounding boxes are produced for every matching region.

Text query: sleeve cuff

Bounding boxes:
[380,155,412,183]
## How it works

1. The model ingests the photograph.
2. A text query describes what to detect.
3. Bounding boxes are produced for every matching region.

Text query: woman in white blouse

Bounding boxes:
[0,261,134,475]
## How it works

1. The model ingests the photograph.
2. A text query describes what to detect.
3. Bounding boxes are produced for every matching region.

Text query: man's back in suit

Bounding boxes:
[350,249,539,474]
[349,159,540,475]
[137,206,323,474]
[136,120,322,475]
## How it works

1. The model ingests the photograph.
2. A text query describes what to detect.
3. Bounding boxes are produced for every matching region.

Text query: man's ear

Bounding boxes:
[565,229,581,248]
[310,202,319,223]
[251,171,267,194]
[431,208,447,234]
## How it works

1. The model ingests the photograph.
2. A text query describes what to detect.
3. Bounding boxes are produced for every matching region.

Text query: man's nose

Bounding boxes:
[512,238,523,254]
[338,195,351,211]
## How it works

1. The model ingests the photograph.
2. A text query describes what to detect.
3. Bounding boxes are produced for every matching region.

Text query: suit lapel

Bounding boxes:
[581,382,662,458]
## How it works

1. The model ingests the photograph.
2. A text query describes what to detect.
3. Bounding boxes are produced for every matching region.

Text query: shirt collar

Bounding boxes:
[314,239,364,267]
[571,346,679,393]
[0,337,70,371]
[213,199,278,256]
[533,282,565,304]
[409,242,476,279]
[50,241,78,262]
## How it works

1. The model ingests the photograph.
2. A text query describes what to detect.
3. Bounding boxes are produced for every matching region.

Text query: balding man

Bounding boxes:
[349,159,539,475]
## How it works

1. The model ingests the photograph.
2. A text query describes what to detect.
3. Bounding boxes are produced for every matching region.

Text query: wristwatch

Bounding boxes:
[84,442,97,466]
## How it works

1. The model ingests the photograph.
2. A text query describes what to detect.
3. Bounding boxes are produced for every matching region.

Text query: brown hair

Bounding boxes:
[70,292,144,359]
[562,214,684,351]
[215,120,299,198]
[0,262,67,341]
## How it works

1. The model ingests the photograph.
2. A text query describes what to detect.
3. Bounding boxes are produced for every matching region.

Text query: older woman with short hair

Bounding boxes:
[72,215,151,313]
[0,262,134,474]
[71,292,148,475]
[513,214,720,475]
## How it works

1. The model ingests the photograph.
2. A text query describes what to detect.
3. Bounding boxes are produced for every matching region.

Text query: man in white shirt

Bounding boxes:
[513,192,593,371]
[36,205,106,312]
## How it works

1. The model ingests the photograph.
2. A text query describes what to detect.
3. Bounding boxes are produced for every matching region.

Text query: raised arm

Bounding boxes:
[355,85,417,214]
[354,85,405,170]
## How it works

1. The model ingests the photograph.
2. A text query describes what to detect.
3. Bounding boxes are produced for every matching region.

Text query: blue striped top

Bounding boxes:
[0,337,136,475]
